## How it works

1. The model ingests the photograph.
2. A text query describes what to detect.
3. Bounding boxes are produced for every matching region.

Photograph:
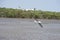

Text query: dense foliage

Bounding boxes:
[0,7,60,19]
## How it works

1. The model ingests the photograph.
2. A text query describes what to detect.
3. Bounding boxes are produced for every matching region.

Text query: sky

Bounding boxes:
[0,0,60,12]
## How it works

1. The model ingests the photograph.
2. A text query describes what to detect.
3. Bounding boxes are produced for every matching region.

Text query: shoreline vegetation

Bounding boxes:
[0,7,60,19]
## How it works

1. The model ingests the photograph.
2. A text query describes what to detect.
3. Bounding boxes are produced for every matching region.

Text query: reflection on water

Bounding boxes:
[0,18,60,40]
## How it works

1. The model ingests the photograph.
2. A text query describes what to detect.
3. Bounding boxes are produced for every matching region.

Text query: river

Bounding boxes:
[0,18,60,40]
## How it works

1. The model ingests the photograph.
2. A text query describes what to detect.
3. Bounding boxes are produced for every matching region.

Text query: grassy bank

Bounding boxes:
[0,7,60,19]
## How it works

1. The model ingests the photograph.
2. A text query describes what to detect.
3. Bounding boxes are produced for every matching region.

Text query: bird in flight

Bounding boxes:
[34,19,43,28]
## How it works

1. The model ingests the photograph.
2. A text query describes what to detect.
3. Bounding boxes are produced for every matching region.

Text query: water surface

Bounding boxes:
[0,18,60,40]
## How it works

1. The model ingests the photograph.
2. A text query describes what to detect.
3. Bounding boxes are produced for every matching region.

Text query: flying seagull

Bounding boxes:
[34,19,43,28]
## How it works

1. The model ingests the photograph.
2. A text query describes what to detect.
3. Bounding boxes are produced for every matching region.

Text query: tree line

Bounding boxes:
[0,7,60,19]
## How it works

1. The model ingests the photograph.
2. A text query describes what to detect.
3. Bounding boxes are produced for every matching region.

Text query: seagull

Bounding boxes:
[34,19,43,28]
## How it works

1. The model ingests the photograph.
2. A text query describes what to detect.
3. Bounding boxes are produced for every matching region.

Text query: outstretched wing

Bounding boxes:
[38,23,43,28]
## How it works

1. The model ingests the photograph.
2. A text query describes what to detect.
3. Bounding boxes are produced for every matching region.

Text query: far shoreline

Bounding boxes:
[0,17,60,20]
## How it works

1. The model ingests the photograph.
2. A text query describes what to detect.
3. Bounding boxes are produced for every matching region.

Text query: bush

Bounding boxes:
[0,7,60,19]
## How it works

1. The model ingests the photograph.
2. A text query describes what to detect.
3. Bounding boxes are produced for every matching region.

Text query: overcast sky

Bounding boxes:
[0,0,60,12]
